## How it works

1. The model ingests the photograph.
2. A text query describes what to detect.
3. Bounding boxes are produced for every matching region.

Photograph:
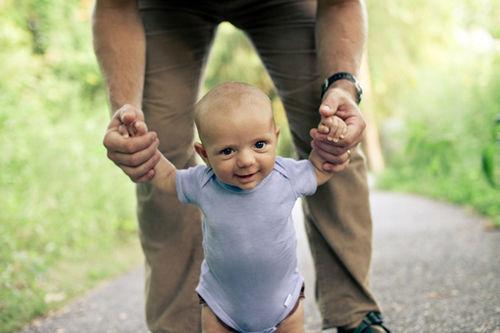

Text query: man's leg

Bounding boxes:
[231,0,382,329]
[137,2,218,332]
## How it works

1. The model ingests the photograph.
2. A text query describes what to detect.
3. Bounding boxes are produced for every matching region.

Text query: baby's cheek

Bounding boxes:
[213,161,234,179]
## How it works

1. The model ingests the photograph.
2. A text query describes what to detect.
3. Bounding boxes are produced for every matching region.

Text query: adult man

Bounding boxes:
[93,1,390,332]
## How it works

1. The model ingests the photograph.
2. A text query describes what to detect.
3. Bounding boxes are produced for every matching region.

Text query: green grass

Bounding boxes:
[1,239,142,333]
[0,89,143,332]
[0,100,142,331]
[376,111,499,228]
[377,168,500,227]
[0,26,142,330]
[0,97,143,332]
[374,43,500,228]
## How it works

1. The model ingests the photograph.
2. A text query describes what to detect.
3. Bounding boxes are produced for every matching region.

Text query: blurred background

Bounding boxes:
[0,0,498,332]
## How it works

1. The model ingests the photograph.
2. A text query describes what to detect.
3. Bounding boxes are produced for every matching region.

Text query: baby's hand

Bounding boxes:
[317,115,347,143]
[118,110,149,138]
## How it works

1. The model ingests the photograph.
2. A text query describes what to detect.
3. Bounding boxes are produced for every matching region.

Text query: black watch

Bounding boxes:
[321,72,363,104]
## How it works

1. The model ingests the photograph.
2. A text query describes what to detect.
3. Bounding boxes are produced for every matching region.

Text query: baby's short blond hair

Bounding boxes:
[194,82,274,143]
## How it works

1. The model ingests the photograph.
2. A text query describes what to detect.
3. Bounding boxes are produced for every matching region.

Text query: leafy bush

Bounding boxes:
[371,0,500,225]
[0,1,137,331]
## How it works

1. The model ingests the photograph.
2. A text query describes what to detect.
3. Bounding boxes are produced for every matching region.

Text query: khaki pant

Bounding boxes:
[136,1,380,332]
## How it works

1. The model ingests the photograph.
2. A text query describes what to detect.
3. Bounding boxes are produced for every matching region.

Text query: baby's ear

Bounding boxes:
[194,142,210,165]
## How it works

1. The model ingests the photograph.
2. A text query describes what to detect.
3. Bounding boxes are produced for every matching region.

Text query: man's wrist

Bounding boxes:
[326,80,358,104]
[111,100,142,112]
[321,72,363,104]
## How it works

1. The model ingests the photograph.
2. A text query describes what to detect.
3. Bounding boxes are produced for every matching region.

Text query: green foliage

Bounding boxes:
[370,0,500,226]
[481,116,500,187]
[0,1,137,331]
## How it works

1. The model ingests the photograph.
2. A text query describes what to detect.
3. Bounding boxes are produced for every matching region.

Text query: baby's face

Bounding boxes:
[199,101,279,190]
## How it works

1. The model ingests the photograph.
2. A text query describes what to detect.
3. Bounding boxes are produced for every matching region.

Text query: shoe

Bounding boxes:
[337,312,391,333]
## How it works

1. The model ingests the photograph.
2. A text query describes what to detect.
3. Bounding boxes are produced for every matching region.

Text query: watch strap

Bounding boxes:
[321,72,363,104]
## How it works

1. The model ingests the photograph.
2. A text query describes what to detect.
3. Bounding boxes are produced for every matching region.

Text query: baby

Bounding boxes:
[119,82,347,333]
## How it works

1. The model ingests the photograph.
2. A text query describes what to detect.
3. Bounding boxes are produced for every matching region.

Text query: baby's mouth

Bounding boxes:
[235,171,258,180]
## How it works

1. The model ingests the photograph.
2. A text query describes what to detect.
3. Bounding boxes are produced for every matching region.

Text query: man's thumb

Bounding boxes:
[319,97,339,117]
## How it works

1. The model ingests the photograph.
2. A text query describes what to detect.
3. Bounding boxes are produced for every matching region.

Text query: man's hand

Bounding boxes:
[103,104,161,182]
[311,86,366,172]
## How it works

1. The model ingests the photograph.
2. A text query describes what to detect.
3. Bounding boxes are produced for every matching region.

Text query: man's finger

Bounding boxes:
[319,86,354,118]
[103,129,143,155]
[107,111,124,131]
[121,151,161,182]
[104,129,157,154]
[314,139,351,156]
[322,159,350,172]
[319,103,338,118]
[341,119,365,147]
[108,138,159,167]
[311,141,350,164]
[135,169,156,183]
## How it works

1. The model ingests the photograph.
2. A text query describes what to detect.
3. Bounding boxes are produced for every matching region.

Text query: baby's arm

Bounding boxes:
[309,115,348,186]
[118,117,177,195]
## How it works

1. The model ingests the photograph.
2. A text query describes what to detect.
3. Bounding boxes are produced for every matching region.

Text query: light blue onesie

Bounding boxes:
[176,156,317,333]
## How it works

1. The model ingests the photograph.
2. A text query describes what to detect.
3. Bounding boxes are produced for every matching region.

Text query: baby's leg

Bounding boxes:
[276,300,305,333]
[201,304,235,333]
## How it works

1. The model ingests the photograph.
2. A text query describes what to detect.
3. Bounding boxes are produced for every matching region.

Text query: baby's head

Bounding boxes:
[194,82,280,190]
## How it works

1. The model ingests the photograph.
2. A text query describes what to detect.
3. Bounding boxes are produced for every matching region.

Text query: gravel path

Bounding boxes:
[18,191,500,333]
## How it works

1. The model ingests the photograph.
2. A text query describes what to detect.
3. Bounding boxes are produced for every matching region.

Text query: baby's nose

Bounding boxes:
[236,150,255,168]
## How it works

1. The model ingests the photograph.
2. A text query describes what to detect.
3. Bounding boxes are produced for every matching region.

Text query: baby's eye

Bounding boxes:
[255,141,267,149]
[220,148,234,156]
